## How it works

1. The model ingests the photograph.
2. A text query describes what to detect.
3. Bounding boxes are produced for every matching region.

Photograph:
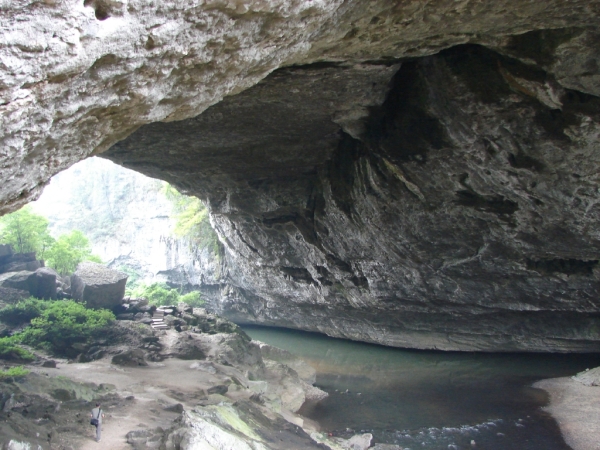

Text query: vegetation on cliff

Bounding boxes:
[161,182,220,255]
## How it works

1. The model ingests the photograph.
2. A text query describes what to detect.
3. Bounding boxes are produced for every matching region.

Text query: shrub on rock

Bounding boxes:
[20,300,114,353]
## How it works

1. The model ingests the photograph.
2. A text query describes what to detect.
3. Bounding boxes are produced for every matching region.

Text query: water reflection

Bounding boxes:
[243,325,600,449]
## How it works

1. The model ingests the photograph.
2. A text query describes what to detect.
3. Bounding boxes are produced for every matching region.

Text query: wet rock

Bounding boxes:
[163,403,184,413]
[161,332,207,360]
[0,245,12,263]
[371,445,403,450]
[71,262,127,309]
[111,349,148,367]
[206,385,228,396]
[254,341,316,384]
[163,402,325,449]
[41,360,57,368]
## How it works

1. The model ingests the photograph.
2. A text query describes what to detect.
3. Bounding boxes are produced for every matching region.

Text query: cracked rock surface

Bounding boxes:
[4,2,600,351]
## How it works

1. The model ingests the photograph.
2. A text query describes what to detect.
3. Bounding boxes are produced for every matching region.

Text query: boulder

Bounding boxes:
[71,262,127,309]
[0,244,12,264]
[0,286,30,304]
[163,332,207,360]
[0,252,38,273]
[34,267,57,299]
[112,349,148,367]
[345,433,373,450]
[177,302,193,314]
[0,271,37,295]
[0,259,42,274]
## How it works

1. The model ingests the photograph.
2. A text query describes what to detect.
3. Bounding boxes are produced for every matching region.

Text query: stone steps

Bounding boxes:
[151,309,168,330]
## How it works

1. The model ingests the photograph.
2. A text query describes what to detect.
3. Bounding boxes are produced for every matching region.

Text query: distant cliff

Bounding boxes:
[31,158,221,294]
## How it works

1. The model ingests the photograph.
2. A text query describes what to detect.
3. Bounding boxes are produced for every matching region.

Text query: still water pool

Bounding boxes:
[242,325,600,450]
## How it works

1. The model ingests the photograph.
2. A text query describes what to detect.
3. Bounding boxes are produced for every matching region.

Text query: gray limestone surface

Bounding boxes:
[71,261,127,309]
[105,41,600,352]
[3,2,600,351]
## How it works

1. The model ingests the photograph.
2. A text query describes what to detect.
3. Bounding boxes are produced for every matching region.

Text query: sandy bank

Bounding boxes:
[534,377,600,450]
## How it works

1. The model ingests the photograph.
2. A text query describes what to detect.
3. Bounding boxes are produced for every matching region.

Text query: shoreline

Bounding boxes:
[0,324,374,450]
[534,376,600,450]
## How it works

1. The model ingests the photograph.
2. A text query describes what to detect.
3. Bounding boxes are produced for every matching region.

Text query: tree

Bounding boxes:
[160,183,220,254]
[45,230,102,275]
[0,206,55,256]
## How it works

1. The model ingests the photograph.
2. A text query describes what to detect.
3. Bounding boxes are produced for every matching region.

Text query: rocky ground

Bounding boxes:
[535,368,600,450]
[0,316,377,450]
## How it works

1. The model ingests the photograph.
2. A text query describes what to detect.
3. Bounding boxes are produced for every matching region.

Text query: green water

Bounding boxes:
[243,325,600,450]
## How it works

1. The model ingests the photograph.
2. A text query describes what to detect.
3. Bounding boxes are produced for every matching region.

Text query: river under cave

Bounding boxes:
[243,325,600,450]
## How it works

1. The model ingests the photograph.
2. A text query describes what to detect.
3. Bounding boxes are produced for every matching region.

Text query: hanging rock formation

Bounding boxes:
[3,1,600,351]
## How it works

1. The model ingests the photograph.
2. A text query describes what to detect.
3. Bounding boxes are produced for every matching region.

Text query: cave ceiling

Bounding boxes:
[3,1,600,351]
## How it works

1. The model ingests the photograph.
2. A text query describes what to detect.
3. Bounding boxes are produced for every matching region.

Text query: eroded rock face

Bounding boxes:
[3,3,600,352]
[106,39,600,352]
[2,0,600,215]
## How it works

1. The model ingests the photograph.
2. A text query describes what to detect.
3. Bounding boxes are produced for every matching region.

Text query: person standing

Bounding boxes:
[90,402,104,442]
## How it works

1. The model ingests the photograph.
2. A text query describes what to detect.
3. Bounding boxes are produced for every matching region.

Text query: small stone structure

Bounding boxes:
[71,262,127,309]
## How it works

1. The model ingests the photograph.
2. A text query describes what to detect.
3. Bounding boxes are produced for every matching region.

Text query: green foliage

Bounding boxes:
[45,230,102,276]
[0,207,100,276]
[0,336,34,361]
[20,300,114,352]
[179,291,205,308]
[129,282,180,306]
[160,183,221,255]
[0,206,55,257]
[119,265,142,290]
[0,297,49,324]
[129,282,204,308]
[0,365,30,381]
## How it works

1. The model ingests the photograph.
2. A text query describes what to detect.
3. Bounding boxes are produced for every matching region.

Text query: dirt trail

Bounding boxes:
[53,358,226,449]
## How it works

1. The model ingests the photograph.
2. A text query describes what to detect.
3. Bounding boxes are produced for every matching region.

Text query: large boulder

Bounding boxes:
[0,286,30,304]
[0,252,41,274]
[0,244,13,264]
[112,349,148,367]
[0,271,37,295]
[34,267,57,300]
[70,262,127,309]
[0,260,42,274]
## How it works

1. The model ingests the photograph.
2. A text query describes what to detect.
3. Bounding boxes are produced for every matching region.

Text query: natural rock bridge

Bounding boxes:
[2,0,600,351]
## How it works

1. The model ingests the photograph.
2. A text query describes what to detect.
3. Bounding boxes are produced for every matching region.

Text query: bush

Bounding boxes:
[20,300,114,352]
[0,297,49,324]
[0,365,29,381]
[45,230,102,276]
[161,183,221,255]
[129,283,205,307]
[180,291,205,308]
[0,336,34,361]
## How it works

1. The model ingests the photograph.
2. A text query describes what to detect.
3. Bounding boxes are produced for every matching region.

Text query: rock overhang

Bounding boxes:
[3,1,600,351]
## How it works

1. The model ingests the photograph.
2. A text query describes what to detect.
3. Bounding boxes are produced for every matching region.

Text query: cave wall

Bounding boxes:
[3,2,600,351]
[105,36,600,352]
